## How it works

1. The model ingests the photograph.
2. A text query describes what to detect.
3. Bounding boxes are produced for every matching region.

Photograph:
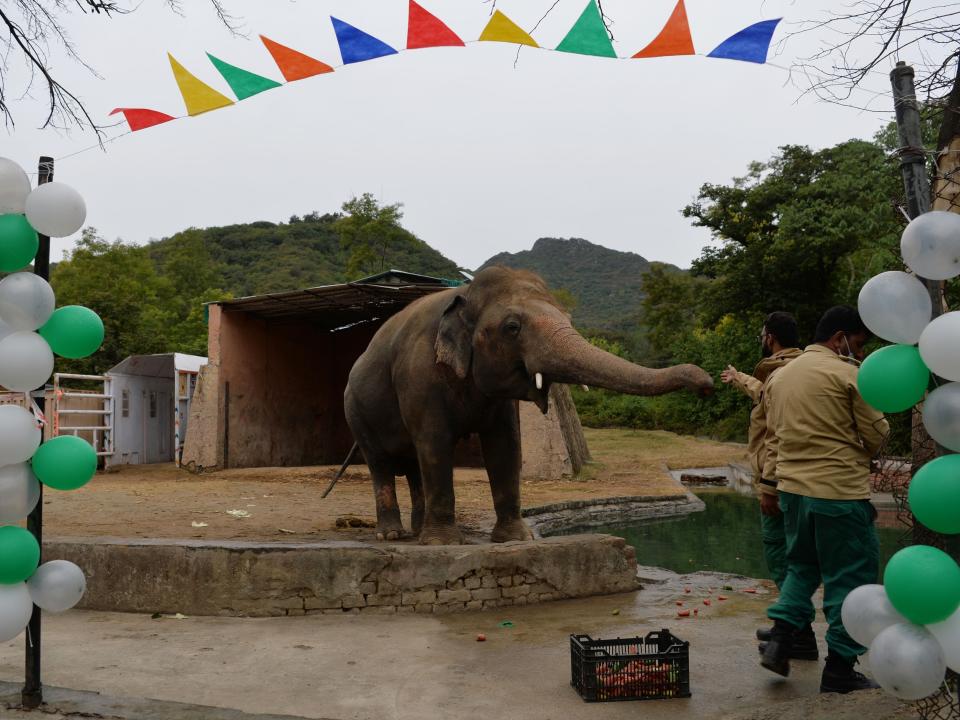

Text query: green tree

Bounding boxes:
[335,194,408,278]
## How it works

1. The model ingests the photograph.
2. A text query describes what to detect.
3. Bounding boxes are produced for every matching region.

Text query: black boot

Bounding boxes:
[758,624,819,660]
[756,625,774,642]
[760,620,796,677]
[819,653,880,694]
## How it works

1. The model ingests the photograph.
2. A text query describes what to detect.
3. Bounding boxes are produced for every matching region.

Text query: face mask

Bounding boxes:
[839,334,861,366]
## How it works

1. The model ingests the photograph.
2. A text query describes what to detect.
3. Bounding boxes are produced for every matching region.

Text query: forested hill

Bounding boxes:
[480,237,679,331]
[148,211,462,299]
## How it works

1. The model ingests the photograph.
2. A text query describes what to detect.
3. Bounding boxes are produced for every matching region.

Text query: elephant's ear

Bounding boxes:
[436,294,472,379]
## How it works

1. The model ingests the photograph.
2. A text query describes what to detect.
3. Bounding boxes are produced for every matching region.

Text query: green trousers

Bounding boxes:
[767,491,880,662]
[761,509,816,625]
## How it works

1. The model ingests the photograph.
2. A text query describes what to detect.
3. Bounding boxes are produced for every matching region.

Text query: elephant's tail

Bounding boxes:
[321,442,360,499]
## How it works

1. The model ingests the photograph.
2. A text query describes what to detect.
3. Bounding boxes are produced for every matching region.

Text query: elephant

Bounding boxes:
[343,266,714,545]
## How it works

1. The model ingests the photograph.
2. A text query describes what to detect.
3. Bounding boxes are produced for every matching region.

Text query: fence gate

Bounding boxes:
[52,373,114,458]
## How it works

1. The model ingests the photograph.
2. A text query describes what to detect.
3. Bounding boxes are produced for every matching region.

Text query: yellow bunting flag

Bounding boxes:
[168,54,234,116]
[478,10,539,48]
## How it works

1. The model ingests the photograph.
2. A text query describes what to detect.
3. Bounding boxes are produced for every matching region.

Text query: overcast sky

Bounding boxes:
[4,0,900,272]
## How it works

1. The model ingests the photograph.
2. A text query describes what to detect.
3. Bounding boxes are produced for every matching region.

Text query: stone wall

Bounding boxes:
[45,534,638,617]
[523,493,705,536]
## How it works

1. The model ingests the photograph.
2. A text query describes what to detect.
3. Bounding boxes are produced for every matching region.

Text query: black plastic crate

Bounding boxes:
[570,628,691,702]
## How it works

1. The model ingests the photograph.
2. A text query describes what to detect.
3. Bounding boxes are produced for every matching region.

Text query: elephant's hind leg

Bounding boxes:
[405,463,425,537]
[370,464,406,541]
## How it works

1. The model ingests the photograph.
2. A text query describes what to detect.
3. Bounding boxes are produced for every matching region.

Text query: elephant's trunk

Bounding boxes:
[530,324,714,397]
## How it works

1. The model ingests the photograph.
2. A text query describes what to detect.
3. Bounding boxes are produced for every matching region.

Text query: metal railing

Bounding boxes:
[52,373,114,457]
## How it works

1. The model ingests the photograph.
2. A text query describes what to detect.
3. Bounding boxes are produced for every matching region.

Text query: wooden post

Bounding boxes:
[22,155,53,709]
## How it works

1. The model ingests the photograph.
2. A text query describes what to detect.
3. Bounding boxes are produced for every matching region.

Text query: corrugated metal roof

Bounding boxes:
[213,278,453,329]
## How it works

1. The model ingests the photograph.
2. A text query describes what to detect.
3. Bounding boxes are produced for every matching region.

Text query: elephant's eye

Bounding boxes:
[503,320,521,336]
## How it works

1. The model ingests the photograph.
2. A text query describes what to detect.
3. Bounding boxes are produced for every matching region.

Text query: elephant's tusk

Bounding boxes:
[581,385,589,392]
[535,373,543,390]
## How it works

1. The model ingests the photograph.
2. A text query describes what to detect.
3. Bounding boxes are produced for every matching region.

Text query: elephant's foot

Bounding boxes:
[410,507,424,537]
[375,520,406,542]
[491,518,533,543]
[419,523,464,545]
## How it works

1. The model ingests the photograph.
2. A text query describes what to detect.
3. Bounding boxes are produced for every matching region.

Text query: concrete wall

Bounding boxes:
[46,535,638,617]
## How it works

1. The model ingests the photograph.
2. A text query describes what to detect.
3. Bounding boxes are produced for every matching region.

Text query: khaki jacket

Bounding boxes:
[763,344,889,500]
[730,348,802,496]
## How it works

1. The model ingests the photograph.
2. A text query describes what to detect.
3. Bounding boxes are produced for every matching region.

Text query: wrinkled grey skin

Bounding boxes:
[344,266,714,545]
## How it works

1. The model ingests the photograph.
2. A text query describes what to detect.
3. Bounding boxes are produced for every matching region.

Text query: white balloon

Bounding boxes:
[0,583,33,642]
[869,623,947,700]
[0,404,41,464]
[922,383,960,453]
[928,607,960,673]
[0,319,12,344]
[27,560,85,613]
[0,463,40,523]
[0,158,31,214]
[919,312,960,382]
[0,332,53,392]
[24,182,86,238]
[0,272,55,331]
[858,271,932,345]
[901,211,960,281]
[842,584,908,647]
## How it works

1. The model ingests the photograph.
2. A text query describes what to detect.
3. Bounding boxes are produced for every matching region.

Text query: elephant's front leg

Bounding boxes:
[417,443,464,545]
[481,403,533,543]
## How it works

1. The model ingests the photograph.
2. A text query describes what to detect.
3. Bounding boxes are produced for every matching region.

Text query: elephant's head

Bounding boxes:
[435,266,714,412]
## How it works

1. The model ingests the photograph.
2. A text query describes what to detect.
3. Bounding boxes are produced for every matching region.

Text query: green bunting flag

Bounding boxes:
[556,1,617,59]
[207,53,282,100]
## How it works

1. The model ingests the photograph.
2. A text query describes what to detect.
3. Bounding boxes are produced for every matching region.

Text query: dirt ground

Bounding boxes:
[42,428,745,543]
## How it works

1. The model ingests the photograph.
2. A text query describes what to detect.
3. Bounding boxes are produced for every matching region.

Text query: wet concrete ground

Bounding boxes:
[0,568,912,720]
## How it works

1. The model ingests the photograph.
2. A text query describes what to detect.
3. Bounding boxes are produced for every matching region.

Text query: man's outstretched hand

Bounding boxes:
[720,365,738,384]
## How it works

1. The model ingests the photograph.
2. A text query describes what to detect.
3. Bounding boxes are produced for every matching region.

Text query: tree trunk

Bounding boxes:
[549,384,591,475]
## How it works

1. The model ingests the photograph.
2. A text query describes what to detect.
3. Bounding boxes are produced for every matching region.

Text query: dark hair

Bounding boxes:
[813,306,870,342]
[764,312,799,349]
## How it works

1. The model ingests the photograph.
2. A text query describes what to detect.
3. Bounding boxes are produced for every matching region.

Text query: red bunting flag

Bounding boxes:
[407,1,464,49]
[260,35,334,81]
[632,0,695,58]
[110,107,176,132]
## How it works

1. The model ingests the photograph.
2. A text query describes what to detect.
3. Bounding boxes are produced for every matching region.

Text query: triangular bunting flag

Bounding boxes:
[408,1,464,49]
[331,17,399,64]
[707,18,781,64]
[478,10,539,48]
[555,1,616,59]
[110,107,176,132]
[260,36,334,82]
[207,53,282,101]
[168,54,234,116]
[633,0,695,58]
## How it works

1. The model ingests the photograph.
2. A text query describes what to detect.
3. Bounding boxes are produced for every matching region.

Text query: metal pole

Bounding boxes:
[22,156,53,708]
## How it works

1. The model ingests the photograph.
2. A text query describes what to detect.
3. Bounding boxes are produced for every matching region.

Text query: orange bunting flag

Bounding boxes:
[408,1,464,49]
[109,107,176,132]
[260,36,334,81]
[478,10,539,48]
[168,54,234,116]
[633,0,695,58]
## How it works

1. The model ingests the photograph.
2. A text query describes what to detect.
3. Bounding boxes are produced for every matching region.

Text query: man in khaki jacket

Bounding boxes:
[721,312,813,657]
[759,306,889,694]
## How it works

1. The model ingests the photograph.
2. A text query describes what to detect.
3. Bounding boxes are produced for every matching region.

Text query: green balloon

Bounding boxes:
[909,455,960,534]
[0,214,39,272]
[857,344,929,413]
[38,306,104,359]
[884,545,960,624]
[31,435,97,491]
[0,526,40,584]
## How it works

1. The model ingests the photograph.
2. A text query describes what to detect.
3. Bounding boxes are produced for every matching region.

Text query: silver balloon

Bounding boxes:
[0,332,53,392]
[27,560,85,613]
[0,582,33,642]
[24,182,86,238]
[0,463,40,523]
[870,623,947,700]
[928,607,960,673]
[923,383,960,453]
[841,584,908,647]
[0,273,55,331]
[901,211,960,281]
[0,158,31,214]
[919,312,960,383]
[858,271,932,345]
[0,405,41,464]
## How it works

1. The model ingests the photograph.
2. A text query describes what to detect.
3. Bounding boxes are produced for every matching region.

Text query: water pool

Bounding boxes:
[561,489,904,580]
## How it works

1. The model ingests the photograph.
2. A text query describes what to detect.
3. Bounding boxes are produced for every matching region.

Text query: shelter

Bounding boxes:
[181,270,590,478]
